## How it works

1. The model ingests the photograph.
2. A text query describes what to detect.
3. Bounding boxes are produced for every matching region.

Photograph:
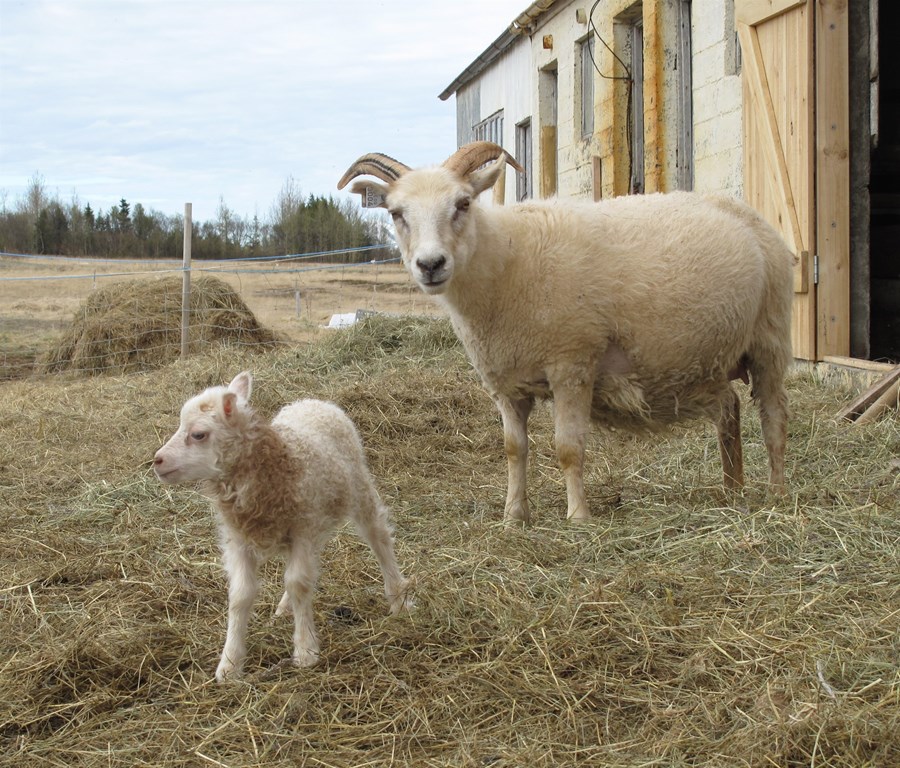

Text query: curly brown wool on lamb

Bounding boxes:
[154,371,412,681]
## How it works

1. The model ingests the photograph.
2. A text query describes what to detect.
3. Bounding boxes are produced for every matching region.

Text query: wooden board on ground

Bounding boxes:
[836,364,900,422]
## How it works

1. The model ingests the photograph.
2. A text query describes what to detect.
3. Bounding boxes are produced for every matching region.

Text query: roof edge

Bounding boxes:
[437,0,558,101]
[438,27,518,101]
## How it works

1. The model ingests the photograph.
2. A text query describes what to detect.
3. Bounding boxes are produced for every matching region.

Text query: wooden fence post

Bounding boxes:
[181,203,192,358]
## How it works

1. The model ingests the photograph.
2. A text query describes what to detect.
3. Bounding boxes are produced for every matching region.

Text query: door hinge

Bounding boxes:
[813,253,819,285]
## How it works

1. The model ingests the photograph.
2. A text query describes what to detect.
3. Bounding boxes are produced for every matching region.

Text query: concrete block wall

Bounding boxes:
[691,0,744,197]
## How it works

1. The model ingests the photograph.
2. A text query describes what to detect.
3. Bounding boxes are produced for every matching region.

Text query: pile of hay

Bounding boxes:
[1,315,898,767]
[38,274,279,376]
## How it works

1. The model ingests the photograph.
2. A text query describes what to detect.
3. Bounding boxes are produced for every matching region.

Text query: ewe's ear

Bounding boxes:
[228,371,252,401]
[468,156,507,196]
[349,180,388,209]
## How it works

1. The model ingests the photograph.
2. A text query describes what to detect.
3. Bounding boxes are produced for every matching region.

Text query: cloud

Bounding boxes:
[0,0,524,222]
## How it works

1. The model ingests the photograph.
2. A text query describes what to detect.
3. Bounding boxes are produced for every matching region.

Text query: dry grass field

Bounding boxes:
[0,253,440,379]
[0,261,898,766]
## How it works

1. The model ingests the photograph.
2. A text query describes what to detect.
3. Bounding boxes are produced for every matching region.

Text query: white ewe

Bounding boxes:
[153,371,411,681]
[339,141,794,523]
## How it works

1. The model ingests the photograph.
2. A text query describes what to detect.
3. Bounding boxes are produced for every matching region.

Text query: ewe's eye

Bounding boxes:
[190,431,207,442]
[453,198,471,222]
[389,209,406,228]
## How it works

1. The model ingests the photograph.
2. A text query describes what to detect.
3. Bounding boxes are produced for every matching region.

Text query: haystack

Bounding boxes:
[38,274,279,375]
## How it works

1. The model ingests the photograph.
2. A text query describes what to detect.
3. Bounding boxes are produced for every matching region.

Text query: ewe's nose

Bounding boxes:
[415,254,446,281]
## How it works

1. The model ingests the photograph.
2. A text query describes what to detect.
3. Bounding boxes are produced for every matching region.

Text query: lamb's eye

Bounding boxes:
[389,210,406,227]
[190,431,207,442]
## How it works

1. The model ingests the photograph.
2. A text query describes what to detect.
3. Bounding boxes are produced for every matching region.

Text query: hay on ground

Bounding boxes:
[37,274,279,376]
[1,315,898,767]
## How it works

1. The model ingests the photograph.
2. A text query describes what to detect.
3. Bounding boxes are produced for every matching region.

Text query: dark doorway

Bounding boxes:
[869,1,900,362]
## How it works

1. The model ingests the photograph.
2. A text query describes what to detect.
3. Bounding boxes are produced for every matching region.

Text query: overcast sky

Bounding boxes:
[0,0,526,223]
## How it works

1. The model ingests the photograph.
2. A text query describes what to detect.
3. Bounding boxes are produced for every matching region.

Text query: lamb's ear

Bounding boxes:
[228,371,252,401]
[468,156,508,196]
[221,391,238,420]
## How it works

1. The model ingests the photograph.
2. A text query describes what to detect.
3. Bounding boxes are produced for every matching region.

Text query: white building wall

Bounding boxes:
[450,0,745,202]
[478,38,534,148]
[691,0,744,197]
[454,36,532,205]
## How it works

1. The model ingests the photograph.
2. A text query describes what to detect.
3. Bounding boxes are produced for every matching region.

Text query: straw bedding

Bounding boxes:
[1,315,897,767]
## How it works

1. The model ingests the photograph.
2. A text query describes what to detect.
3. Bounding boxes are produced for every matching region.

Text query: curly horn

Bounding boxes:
[442,141,525,177]
[337,153,410,190]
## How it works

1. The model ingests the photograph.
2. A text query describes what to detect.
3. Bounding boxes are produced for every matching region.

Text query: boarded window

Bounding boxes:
[676,0,694,191]
[516,119,533,200]
[580,35,596,138]
[474,110,504,145]
[631,19,645,194]
[726,0,741,75]
[539,65,559,198]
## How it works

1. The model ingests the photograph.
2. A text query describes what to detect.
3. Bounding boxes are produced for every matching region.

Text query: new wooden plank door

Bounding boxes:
[736,0,850,361]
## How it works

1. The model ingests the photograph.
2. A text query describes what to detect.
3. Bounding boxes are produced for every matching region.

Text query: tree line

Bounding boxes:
[0,174,393,262]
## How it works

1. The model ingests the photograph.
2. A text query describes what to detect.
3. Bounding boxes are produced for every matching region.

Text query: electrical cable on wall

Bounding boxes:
[586,0,639,193]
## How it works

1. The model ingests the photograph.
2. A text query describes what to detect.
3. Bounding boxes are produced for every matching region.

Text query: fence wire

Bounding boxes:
[0,247,440,380]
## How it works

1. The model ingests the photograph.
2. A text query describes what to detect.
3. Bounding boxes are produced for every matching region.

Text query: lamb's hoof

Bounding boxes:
[389,594,414,616]
[215,661,243,683]
[388,579,414,615]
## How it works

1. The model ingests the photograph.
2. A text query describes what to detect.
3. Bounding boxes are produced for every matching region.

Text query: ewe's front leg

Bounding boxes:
[495,394,534,524]
[216,542,259,682]
[552,384,593,520]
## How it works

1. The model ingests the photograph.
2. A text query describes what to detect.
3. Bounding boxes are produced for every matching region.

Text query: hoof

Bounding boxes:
[293,648,320,668]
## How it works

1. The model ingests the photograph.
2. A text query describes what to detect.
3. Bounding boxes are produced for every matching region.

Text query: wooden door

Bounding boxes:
[813,1,849,359]
[736,0,850,361]
[737,0,816,360]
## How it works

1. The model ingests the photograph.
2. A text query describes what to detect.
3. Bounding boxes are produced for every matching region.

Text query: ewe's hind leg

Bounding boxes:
[283,542,322,667]
[749,359,789,491]
[495,395,535,524]
[552,384,594,521]
[217,541,259,682]
[353,497,412,614]
[717,386,744,490]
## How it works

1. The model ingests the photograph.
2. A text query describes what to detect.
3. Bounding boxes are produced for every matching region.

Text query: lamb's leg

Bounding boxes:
[552,384,593,520]
[717,386,744,490]
[216,541,259,682]
[275,590,292,616]
[354,498,412,614]
[283,542,321,667]
[495,394,534,524]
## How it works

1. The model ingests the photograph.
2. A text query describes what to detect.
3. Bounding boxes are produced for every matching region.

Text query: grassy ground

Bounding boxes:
[0,316,897,767]
[0,254,438,379]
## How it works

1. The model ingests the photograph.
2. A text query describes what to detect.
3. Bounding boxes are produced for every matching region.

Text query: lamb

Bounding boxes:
[153,371,411,681]
[338,141,794,523]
